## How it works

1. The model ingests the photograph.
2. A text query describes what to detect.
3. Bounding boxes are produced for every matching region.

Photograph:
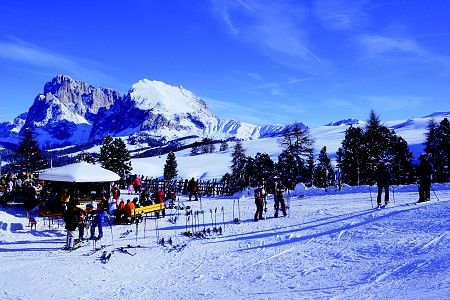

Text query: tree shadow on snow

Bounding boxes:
[207,206,419,251]
[207,208,376,244]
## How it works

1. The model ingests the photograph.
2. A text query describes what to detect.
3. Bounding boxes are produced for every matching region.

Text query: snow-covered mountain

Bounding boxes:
[0,75,285,148]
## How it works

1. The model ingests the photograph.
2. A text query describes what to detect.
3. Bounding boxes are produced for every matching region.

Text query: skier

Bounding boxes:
[254,180,267,221]
[112,184,120,204]
[124,199,135,223]
[23,181,37,217]
[133,175,142,194]
[417,154,432,203]
[188,177,199,201]
[273,177,287,217]
[64,205,78,249]
[375,162,390,208]
[335,168,342,191]
[76,208,86,240]
[90,207,112,240]
[153,188,165,218]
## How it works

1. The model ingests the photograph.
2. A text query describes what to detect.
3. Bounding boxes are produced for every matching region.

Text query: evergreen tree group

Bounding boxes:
[336,110,414,185]
[77,151,96,164]
[99,135,132,179]
[276,123,314,188]
[314,146,334,188]
[424,118,450,182]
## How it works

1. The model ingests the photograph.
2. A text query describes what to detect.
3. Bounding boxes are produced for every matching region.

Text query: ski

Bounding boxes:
[63,239,90,251]
[83,244,110,256]
[118,246,136,256]
[119,229,133,238]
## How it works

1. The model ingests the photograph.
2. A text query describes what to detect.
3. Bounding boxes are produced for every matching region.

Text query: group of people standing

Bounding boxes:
[375,153,433,207]
[253,177,288,221]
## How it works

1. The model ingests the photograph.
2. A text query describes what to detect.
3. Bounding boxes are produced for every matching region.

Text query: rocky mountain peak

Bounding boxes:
[40,75,120,116]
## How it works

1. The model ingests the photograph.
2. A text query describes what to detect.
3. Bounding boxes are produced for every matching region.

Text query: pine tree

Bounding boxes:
[337,110,414,185]
[276,149,300,188]
[337,126,366,185]
[427,118,450,182]
[388,135,414,184]
[163,151,178,181]
[314,146,334,188]
[191,145,199,156]
[15,128,46,174]
[363,110,391,182]
[230,141,247,190]
[219,141,229,152]
[201,138,214,154]
[277,122,314,186]
[99,135,132,179]
[77,151,96,164]
[253,152,275,189]
[437,118,450,182]
[424,118,439,156]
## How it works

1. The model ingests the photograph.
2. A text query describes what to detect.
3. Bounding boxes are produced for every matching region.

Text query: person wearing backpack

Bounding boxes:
[254,181,267,221]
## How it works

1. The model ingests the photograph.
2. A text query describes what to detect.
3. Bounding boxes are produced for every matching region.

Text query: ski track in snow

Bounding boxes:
[1,188,450,299]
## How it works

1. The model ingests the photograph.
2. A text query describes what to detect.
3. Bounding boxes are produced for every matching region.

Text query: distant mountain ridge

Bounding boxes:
[0,75,285,149]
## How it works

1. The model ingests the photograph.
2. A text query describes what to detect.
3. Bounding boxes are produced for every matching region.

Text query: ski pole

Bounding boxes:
[185,211,188,234]
[110,226,115,254]
[155,217,160,244]
[214,207,217,231]
[431,184,440,201]
[221,207,225,233]
[369,184,373,208]
[210,209,213,231]
[202,210,205,231]
[392,186,395,204]
[135,218,139,247]
[238,196,241,222]
[192,211,196,234]
[232,199,235,222]
[143,217,147,239]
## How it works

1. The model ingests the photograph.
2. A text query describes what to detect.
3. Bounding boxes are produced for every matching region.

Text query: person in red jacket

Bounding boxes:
[153,188,165,218]
[133,175,142,194]
[124,199,135,223]
[112,184,121,204]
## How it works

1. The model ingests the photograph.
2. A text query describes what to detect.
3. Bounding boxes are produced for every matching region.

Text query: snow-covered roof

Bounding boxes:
[39,162,120,182]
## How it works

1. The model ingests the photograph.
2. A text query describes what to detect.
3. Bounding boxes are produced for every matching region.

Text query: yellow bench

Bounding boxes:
[132,203,165,219]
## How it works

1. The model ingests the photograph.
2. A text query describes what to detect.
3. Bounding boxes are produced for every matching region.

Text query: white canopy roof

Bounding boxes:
[39,162,120,183]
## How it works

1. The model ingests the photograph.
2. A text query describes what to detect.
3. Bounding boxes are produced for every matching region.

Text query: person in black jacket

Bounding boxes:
[273,177,287,217]
[417,154,433,203]
[376,163,390,208]
[64,206,78,250]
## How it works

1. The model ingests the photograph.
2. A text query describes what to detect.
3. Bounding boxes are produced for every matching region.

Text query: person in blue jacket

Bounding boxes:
[90,207,112,240]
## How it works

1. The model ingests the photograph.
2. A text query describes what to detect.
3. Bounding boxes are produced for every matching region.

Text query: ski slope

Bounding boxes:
[1,185,450,299]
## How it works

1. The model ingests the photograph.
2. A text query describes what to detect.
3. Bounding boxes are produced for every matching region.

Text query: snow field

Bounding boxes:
[0,187,449,299]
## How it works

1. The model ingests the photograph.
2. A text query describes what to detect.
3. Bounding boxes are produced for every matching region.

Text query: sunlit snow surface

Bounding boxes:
[1,184,449,299]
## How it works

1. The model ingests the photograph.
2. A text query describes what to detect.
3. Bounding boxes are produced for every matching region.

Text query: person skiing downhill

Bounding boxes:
[273,177,287,217]
[417,154,433,203]
[376,162,390,208]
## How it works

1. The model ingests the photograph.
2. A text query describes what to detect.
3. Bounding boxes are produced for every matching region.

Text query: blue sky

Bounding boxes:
[0,0,449,127]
